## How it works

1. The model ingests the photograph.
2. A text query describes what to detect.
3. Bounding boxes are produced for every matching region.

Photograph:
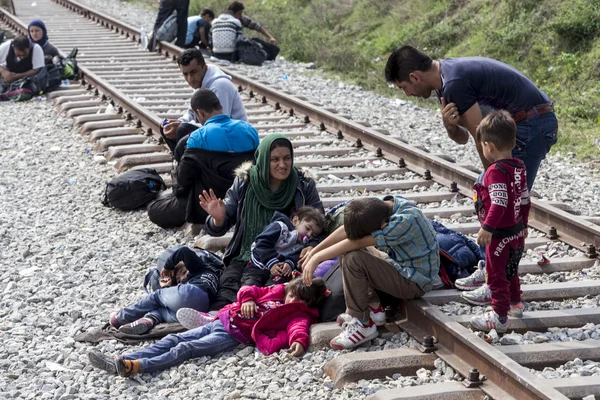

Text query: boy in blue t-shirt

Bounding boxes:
[302,196,439,350]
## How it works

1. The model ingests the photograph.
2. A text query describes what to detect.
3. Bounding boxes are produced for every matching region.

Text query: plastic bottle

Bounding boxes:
[140,26,148,50]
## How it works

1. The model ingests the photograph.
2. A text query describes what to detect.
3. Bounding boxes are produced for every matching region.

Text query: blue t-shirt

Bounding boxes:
[186,114,259,153]
[186,16,207,45]
[437,57,550,115]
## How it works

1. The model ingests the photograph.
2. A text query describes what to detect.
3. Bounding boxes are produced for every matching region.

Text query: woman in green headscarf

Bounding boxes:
[200,134,323,310]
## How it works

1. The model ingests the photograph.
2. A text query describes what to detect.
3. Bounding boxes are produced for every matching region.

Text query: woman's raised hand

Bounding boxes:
[199,189,226,226]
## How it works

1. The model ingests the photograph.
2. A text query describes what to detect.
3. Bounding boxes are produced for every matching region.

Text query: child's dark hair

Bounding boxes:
[344,198,391,240]
[294,206,325,230]
[200,9,215,18]
[475,110,517,151]
[286,277,327,308]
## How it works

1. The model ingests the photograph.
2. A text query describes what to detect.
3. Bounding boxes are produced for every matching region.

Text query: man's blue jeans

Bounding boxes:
[116,284,209,324]
[121,320,239,373]
[512,112,558,190]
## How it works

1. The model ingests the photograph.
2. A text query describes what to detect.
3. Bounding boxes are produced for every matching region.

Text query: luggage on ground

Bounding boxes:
[102,168,165,210]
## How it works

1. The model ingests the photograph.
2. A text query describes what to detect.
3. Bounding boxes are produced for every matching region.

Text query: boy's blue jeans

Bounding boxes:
[121,320,239,373]
[512,112,558,190]
[117,284,209,324]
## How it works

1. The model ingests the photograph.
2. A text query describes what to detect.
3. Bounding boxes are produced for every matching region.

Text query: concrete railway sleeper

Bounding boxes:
[2,1,600,399]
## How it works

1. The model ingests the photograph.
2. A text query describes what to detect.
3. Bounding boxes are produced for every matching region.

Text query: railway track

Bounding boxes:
[2,1,600,399]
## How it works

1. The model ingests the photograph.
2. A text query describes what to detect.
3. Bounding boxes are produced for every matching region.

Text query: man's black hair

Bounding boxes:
[201,9,215,19]
[191,88,222,113]
[13,35,31,51]
[228,1,245,13]
[384,45,433,83]
[177,48,206,67]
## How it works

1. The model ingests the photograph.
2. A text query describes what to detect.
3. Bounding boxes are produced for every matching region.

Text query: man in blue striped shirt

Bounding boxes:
[302,195,439,350]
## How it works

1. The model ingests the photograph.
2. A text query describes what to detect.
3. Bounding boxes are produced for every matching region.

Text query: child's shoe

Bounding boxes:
[88,351,119,375]
[460,284,492,306]
[177,308,215,330]
[330,318,378,350]
[336,305,386,327]
[455,261,486,290]
[109,310,122,329]
[508,301,524,318]
[118,317,155,335]
[116,359,139,377]
[470,311,508,333]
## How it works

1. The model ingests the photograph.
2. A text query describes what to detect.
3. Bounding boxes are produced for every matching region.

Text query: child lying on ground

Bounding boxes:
[302,196,439,350]
[247,206,325,286]
[88,278,327,376]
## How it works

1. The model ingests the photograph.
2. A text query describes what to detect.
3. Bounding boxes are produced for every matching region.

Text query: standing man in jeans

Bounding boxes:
[385,45,558,190]
[148,0,189,50]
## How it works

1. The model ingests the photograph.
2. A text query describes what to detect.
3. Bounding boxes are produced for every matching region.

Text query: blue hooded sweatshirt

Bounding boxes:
[186,114,259,153]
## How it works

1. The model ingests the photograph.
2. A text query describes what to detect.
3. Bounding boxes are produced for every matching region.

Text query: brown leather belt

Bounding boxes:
[512,103,554,124]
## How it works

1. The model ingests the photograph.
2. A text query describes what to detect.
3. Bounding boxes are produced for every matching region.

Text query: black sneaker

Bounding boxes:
[88,351,118,375]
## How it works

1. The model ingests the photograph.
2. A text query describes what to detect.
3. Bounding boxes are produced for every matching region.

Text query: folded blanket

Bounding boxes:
[74,322,186,344]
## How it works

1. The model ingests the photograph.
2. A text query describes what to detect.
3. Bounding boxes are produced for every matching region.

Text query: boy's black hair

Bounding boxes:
[475,110,517,151]
[177,48,206,67]
[13,35,31,51]
[293,206,325,230]
[228,1,245,13]
[344,198,392,240]
[286,277,327,308]
[384,45,433,83]
[200,9,215,19]
[191,88,222,113]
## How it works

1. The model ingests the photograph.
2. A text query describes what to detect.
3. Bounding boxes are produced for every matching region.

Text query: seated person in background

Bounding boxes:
[162,49,247,153]
[248,206,325,286]
[88,278,327,376]
[184,9,214,50]
[108,246,222,335]
[148,88,258,229]
[211,1,279,62]
[28,20,59,64]
[302,196,440,350]
[0,35,45,87]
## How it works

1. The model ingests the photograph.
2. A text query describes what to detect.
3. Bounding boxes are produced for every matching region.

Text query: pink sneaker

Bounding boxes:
[118,317,155,335]
[176,308,215,330]
[109,310,122,329]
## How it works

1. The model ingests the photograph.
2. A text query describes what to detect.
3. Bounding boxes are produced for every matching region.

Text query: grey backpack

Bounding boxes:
[156,13,178,42]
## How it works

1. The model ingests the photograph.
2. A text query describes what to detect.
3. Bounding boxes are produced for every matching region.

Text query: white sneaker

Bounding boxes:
[508,302,524,318]
[176,308,215,330]
[336,306,386,327]
[330,318,378,350]
[461,284,492,306]
[455,261,486,290]
[470,311,508,333]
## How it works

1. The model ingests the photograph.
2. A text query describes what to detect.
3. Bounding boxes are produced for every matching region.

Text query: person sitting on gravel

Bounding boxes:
[161,48,247,156]
[107,246,222,335]
[147,89,258,229]
[302,196,440,350]
[0,35,45,90]
[248,206,325,286]
[184,9,215,50]
[200,134,323,311]
[468,111,530,334]
[28,20,59,64]
[385,45,557,191]
[88,278,327,376]
[211,1,279,62]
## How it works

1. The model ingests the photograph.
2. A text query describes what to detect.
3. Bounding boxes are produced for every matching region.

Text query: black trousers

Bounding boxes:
[147,192,187,229]
[209,261,270,311]
[152,0,189,48]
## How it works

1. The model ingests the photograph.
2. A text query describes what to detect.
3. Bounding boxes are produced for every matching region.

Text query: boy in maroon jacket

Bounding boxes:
[470,111,531,333]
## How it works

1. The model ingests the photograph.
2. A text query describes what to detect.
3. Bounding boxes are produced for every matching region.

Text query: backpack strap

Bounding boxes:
[101,183,110,206]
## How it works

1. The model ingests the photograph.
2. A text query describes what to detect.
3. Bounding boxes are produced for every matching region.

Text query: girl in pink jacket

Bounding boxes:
[88,278,327,376]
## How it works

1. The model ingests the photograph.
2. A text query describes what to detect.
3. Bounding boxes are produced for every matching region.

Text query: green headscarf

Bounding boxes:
[234,134,300,263]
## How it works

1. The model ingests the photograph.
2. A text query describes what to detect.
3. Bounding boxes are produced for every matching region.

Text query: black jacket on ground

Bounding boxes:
[174,148,255,224]
[204,162,323,266]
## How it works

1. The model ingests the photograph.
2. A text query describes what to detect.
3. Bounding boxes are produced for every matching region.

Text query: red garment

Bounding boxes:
[217,285,318,355]
[474,158,530,317]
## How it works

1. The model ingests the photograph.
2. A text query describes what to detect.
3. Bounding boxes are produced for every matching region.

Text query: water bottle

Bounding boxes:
[140,26,148,50]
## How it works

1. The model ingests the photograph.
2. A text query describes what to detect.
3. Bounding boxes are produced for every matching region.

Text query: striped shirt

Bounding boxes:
[371,196,440,292]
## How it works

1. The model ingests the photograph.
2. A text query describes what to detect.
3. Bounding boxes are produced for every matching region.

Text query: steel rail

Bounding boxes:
[48,0,600,253]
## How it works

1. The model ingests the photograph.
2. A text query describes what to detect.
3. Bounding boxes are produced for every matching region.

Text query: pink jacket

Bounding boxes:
[217,285,319,355]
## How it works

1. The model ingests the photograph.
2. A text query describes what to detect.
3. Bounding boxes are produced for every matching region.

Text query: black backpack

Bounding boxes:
[46,64,62,91]
[235,36,267,66]
[102,168,165,210]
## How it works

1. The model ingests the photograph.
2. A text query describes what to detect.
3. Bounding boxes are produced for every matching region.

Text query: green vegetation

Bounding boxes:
[191,0,600,159]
